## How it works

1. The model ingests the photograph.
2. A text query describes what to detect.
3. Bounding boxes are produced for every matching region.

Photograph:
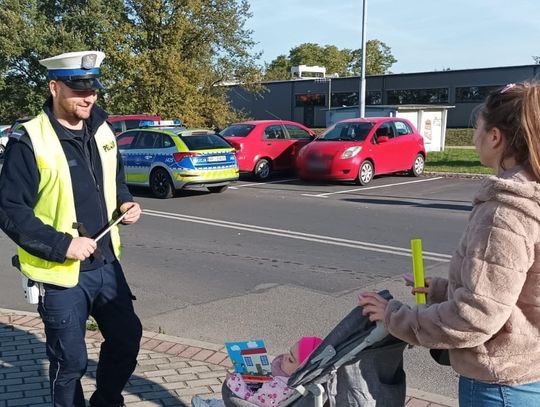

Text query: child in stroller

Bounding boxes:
[192,336,323,407]
[194,290,407,407]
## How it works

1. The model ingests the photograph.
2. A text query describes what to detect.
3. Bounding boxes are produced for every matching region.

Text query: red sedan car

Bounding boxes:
[297,117,426,185]
[220,120,316,180]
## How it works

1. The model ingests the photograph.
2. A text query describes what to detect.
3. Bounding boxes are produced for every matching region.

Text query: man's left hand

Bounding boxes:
[119,202,141,225]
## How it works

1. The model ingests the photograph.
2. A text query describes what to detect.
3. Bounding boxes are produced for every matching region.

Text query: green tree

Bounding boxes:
[0,0,122,121]
[264,40,397,80]
[263,55,290,81]
[0,0,261,128]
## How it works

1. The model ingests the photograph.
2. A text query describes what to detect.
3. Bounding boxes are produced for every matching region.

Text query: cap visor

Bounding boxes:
[62,78,103,90]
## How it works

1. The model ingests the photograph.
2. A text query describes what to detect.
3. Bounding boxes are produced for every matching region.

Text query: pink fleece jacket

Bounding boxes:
[385,167,540,385]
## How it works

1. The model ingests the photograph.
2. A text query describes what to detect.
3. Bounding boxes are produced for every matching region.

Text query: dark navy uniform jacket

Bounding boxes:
[0,98,133,271]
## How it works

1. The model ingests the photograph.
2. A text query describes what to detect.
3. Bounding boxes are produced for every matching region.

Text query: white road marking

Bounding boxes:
[142,209,452,262]
[235,178,299,188]
[302,177,444,198]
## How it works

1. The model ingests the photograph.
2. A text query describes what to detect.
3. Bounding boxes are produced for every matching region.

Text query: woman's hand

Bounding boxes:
[358,292,389,322]
[403,273,432,296]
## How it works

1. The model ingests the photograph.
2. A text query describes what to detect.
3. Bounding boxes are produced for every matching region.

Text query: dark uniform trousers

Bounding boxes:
[38,261,142,407]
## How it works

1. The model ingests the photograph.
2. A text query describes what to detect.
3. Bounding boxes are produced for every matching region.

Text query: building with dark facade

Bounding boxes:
[226,64,539,128]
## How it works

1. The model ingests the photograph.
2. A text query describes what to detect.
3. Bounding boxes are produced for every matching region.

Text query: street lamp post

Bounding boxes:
[359,0,367,118]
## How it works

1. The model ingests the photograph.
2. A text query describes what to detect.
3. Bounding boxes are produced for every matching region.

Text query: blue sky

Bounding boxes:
[245,0,540,74]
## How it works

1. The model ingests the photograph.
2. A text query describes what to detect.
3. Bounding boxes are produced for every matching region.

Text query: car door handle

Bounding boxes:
[144,155,153,159]
[266,143,272,146]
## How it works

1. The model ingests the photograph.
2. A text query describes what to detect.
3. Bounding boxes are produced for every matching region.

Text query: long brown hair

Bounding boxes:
[480,81,540,180]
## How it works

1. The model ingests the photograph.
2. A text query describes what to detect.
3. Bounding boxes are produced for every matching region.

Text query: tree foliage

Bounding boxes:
[264,40,397,80]
[0,0,260,127]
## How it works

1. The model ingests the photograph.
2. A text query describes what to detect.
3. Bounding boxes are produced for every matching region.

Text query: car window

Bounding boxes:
[319,122,373,141]
[132,131,157,149]
[180,133,231,150]
[263,125,286,140]
[110,121,124,134]
[154,134,175,149]
[394,121,413,136]
[220,124,255,137]
[285,124,311,140]
[117,132,138,149]
[125,120,143,130]
[375,122,395,139]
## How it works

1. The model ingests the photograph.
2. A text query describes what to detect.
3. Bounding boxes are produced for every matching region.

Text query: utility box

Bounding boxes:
[325,105,454,152]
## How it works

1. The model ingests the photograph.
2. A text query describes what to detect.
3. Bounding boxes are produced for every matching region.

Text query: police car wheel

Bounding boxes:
[150,168,174,199]
[208,185,228,193]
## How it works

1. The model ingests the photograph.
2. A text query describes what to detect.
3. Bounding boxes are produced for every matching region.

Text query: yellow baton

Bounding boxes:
[411,239,426,305]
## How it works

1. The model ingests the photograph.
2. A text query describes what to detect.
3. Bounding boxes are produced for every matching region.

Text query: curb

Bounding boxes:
[0,308,457,406]
[424,171,489,179]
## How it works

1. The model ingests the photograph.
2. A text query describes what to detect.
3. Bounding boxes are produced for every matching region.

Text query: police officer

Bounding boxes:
[0,51,143,407]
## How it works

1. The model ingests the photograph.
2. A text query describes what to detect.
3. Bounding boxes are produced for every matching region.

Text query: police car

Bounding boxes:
[117,125,239,198]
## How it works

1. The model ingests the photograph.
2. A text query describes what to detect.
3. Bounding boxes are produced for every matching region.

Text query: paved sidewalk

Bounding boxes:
[0,308,457,407]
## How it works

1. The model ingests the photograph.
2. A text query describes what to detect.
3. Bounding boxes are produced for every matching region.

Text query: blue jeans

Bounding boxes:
[38,261,142,407]
[459,376,540,406]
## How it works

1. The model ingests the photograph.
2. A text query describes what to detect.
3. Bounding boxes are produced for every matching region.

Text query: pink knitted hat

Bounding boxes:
[297,336,323,365]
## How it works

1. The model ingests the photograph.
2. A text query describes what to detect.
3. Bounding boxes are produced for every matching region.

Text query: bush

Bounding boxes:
[446,128,474,146]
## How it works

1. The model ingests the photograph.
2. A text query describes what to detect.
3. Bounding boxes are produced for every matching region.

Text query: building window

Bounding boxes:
[455,85,501,102]
[244,357,253,367]
[331,91,381,107]
[332,92,357,107]
[260,355,269,365]
[295,93,326,107]
[386,88,448,104]
[367,91,382,105]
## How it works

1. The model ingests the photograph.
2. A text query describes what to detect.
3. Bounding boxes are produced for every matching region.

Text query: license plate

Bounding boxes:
[207,155,226,162]
[308,161,327,170]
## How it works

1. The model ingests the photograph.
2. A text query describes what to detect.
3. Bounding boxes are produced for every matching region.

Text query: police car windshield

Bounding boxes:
[318,122,373,141]
[180,133,232,150]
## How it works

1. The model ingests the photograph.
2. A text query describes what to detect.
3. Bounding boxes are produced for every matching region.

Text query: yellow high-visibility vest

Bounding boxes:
[19,112,121,287]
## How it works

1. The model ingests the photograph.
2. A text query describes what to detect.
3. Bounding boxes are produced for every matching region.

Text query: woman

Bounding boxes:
[359,81,540,406]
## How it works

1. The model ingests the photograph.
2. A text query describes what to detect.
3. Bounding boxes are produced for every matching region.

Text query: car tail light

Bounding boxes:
[173,152,198,162]
[228,140,242,151]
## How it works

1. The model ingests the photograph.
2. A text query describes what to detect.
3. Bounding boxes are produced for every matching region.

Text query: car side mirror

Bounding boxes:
[377,135,389,143]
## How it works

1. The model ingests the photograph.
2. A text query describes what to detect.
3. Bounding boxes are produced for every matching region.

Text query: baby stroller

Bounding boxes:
[220,290,407,407]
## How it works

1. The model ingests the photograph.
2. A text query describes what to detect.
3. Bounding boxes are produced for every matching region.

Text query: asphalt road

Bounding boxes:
[0,172,484,399]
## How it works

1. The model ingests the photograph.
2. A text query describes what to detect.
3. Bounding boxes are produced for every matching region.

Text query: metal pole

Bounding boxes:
[359,0,367,118]
[328,79,331,110]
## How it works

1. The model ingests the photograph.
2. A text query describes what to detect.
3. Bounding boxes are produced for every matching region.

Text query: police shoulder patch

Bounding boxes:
[10,130,25,140]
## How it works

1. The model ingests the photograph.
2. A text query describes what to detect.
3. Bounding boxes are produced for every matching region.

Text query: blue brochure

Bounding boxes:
[225,339,272,378]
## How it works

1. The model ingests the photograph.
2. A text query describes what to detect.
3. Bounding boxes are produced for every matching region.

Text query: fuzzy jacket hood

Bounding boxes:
[475,167,540,223]
[385,166,540,385]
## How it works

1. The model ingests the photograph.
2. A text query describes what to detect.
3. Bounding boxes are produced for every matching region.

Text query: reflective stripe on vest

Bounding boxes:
[19,112,121,287]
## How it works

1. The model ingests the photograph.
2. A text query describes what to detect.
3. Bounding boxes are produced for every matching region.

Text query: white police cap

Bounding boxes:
[39,51,105,90]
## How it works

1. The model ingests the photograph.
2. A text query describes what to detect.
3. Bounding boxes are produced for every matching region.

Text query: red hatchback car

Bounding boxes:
[297,117,426,185]
[220,120,316,180]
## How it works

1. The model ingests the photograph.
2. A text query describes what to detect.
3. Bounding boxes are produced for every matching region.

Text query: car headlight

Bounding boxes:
[341,146,362,159]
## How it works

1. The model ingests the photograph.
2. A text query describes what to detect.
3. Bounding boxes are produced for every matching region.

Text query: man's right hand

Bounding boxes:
[66,237,97,261]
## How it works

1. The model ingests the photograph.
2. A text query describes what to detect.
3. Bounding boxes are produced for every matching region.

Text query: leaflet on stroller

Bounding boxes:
[220,290,407,407]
